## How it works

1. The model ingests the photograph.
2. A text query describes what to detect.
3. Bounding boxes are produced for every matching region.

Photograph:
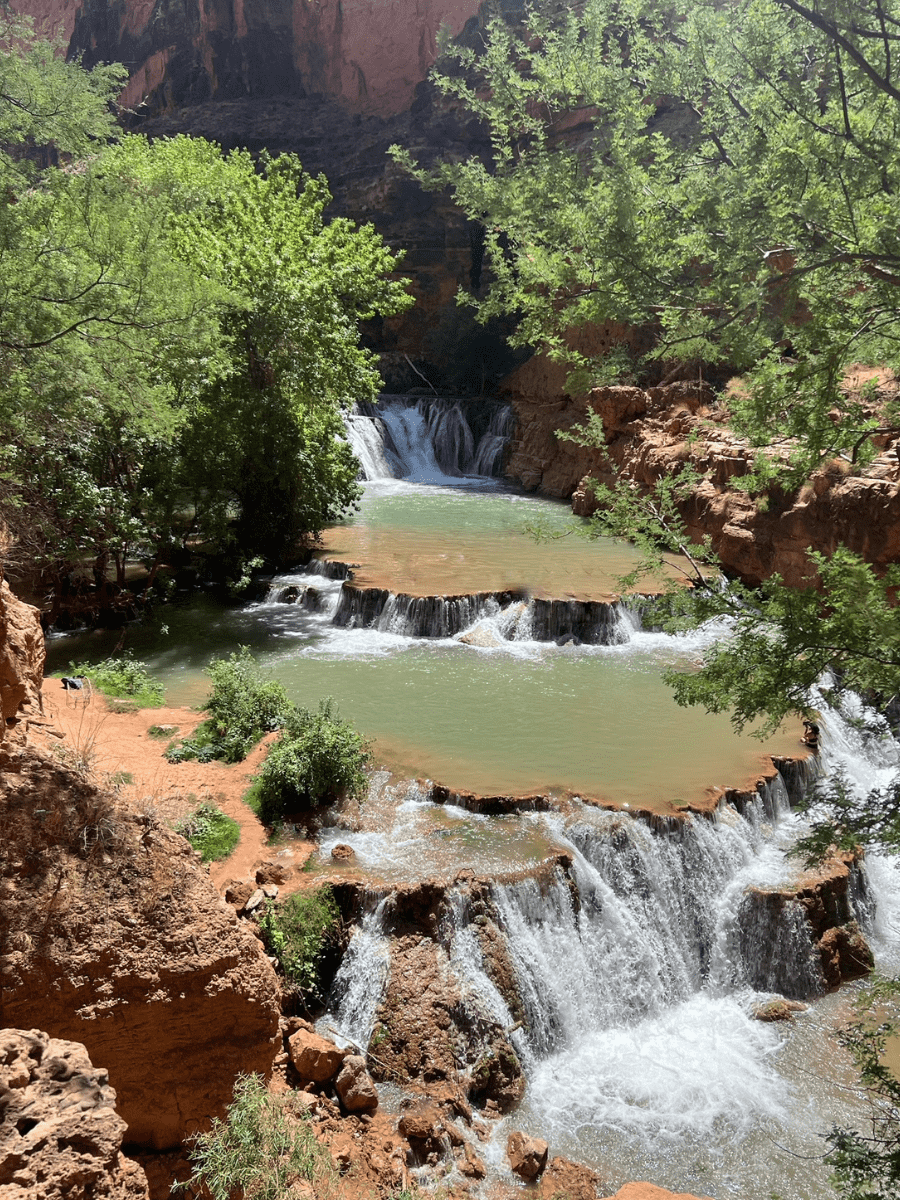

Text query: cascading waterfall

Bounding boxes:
[465,780,822,1068]
[345,394,513,482]
[320,896,392,1051]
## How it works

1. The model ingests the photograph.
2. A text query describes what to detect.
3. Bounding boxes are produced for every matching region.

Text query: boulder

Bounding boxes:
[244,887,266,914]
[223,880,254,909]
[457,623,503,648]
[398,1100,445,1144]
[0,1028,150,1199]
[288,1030,347,1084]
[507,1130,549,1181]
[256,862,289,886]
[330,844,355,861]
[333,1055,378,1113]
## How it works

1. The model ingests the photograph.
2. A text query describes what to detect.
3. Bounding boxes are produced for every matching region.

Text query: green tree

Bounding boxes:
[398,0,900,483]
[0,21,412,607]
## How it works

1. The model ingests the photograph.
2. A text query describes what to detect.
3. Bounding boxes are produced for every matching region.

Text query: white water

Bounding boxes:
[313,693,900,1199]
[345,394,513,484]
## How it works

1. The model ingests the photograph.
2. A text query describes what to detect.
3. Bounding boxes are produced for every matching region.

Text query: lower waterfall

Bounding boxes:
[318,699,900,1199]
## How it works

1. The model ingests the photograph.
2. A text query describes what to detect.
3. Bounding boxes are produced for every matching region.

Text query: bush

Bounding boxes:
[178,1073,333,1200]
[175,802,240,863]
[164,647,289,765]
[201,647,290,763]
[258,886,340,998]
[254,697,369,825]
[68,653,164,708]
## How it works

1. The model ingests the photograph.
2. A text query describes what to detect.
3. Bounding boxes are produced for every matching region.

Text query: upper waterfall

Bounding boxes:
[345,395,514,482]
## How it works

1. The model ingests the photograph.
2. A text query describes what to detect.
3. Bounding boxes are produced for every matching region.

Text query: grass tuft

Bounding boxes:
[175,802,240,863]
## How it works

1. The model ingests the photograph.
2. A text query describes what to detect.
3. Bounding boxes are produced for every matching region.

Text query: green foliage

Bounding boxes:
[175,802,240,863]
[160,647,288,765]
[0,24,411,601]
[399,0,900,474]
[200,647,290,763]
[824,977,900,1199]
[178,1072,333,1200]
[254,698,370,824]
[258,886,341,998]
[68,654,164,708]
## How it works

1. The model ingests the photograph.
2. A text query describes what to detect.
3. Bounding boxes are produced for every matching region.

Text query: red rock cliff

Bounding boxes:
[502,346,900,587]
[15,0,481,116]
[0,587,282,1150]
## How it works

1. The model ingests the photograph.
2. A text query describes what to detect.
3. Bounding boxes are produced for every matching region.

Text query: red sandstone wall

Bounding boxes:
[14,0,481,115]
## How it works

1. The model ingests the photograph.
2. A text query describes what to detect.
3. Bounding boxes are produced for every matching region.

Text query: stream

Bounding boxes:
[47,393,900,1200]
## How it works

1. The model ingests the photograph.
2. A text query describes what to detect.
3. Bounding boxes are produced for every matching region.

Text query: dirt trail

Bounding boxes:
[37,678,315,893]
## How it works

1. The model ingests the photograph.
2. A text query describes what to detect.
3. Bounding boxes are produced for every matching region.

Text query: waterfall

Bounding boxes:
[331,585,644,643]
[320,896,391,1052]
[345,395,514,482]
[464,784,820,1067]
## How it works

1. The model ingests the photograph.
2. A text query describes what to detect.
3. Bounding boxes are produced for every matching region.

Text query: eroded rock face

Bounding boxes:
[502,360,900,587]
[0,580,44,762]
[16,0,482,117]
[369,933,525,1111]
[0,752,281,1149]
[0,1028,149,1199]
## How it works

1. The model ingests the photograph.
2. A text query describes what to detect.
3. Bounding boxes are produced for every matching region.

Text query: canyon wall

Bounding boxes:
[14,0,481,117]
[502,350,900,586]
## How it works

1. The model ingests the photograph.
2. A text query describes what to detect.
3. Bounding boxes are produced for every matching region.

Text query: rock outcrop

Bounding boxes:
[0,585,282,1150]
[0,1027,150,1199]
[0,580,44,762]
[741,853,874,994]
[368,931,524,1112]
[502,356,900,587]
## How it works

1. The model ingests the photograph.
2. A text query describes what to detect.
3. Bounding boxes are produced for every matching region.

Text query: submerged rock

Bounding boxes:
[752,998,808,1022]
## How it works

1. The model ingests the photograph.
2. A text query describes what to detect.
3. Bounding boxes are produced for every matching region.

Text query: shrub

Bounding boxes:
[258,886,340,998]
[254,697,369,825]
[68,653,164,708]
[163,648,289,765]
[201,646,289,763]
[178,1073,333,1200]
[175,802,240,863]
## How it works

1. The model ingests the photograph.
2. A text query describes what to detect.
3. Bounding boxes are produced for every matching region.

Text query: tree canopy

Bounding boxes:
[399,4,900,1190]
[0,12,411,610]
[399,0,900,481]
